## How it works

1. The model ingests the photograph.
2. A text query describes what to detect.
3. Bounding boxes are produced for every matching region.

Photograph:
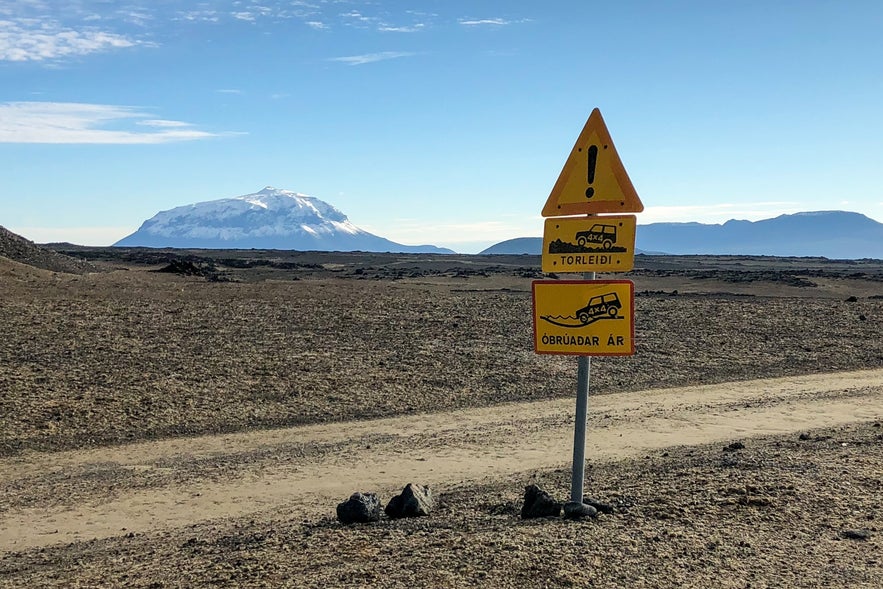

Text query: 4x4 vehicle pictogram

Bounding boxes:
[574,224,617,250]
[576,292,622,324]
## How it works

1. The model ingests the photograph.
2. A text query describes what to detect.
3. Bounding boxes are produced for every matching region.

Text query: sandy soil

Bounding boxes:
[2,368,882,555]
[1,250,882,587]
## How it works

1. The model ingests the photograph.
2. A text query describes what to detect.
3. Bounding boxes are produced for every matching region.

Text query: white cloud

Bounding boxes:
[120,11,153,27]
[137,119,193,128]
[341,10,377,26]
[177,10,221,23]
[0,19,138,61]
[306,21,327,30]
[459,18,509,26]
[378,24,425,33]
[328,51,416,66]
[0,102,225,144]
[217,88,243,94]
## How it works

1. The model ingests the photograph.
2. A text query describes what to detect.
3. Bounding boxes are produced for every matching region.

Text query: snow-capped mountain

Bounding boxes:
[114,187,452,253]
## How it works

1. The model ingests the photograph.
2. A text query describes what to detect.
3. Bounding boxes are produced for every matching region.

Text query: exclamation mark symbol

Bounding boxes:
[585,145,598,199]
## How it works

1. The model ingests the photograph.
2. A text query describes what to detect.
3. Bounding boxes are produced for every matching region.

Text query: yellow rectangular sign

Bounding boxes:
[532,280,635,356]
[542,215,636,273]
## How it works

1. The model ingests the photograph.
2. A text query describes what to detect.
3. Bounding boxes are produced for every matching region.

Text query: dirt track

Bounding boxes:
[3,369,881,554]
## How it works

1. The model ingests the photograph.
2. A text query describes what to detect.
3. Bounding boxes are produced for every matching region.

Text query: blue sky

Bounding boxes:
[1,0,882,253]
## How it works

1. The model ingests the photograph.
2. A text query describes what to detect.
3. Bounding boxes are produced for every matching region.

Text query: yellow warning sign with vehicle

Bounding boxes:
[542,215,637,273]
[532,280,635,356]
[541,108,644,217]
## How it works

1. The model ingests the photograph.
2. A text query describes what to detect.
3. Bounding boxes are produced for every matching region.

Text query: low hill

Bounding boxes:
[480,237,543,255]
[0,226,96,274]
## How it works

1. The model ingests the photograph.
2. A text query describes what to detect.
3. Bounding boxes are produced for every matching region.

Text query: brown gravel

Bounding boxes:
[1,247,883,588]
[1,258,881,456]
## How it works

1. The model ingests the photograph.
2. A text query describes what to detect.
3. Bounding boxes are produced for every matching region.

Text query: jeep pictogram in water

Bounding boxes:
[574,224,617,250]
[576,292,622,324]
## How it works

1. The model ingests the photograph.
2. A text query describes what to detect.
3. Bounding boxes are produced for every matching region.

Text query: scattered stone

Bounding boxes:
[153,258,231,282]
[563,501,598,520]
[385,483,434,519]
[799,432,812,441]
[488,501,518,516]
[859,314,867,321]
[520,484,562,519]
[582,497,615,514]
[611,495,637,513]
[336,492,382,524]
[840,529,871,541]
[723,441,745,452]
[845,295,858,302]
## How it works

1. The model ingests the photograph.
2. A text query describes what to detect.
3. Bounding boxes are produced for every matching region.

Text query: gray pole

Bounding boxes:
[570,270,595,504]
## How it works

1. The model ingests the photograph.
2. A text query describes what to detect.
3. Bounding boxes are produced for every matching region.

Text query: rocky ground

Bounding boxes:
[1,240,882,587]
[2,248,882,457]
[1,421,881,588]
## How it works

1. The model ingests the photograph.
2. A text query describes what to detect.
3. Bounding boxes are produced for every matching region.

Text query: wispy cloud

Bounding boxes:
[306,21,327,30]
[340,10,379,27]
[0,102,226,144]
[329,51,416,66]
[378,24,425,33]
[0,19,138,61]
[137,119,193,128]
[340,9,428,33]
[459,18,510,27]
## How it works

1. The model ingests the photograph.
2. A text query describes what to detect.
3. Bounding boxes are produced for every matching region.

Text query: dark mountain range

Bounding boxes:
[480,211,883,259]
[114,187,453,254]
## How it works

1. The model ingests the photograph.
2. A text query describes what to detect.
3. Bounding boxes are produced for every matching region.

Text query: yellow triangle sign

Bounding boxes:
[542,108,644,217]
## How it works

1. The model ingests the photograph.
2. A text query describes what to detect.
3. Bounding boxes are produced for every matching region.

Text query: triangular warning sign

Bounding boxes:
[542,108,644,217]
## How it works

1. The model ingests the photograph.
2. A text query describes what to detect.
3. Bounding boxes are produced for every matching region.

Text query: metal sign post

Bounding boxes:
[570,269,594,503]
[533,108,644,516]
[571,355,591,503]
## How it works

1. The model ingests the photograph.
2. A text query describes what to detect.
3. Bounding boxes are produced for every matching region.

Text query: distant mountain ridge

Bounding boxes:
[115,187,453,253]
[479,211,883,259]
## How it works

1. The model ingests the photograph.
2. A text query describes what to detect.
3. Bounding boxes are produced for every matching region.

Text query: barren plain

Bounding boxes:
[1,247,882,588]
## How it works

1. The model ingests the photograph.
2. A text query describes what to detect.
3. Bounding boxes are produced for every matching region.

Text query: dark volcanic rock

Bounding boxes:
[563,501,598,520]
[384,483,434,519]
[152,258,231,282]
[583,497,615,514]
[521,484,562,519]
[336,492,382,524]
[840,529,871,541]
